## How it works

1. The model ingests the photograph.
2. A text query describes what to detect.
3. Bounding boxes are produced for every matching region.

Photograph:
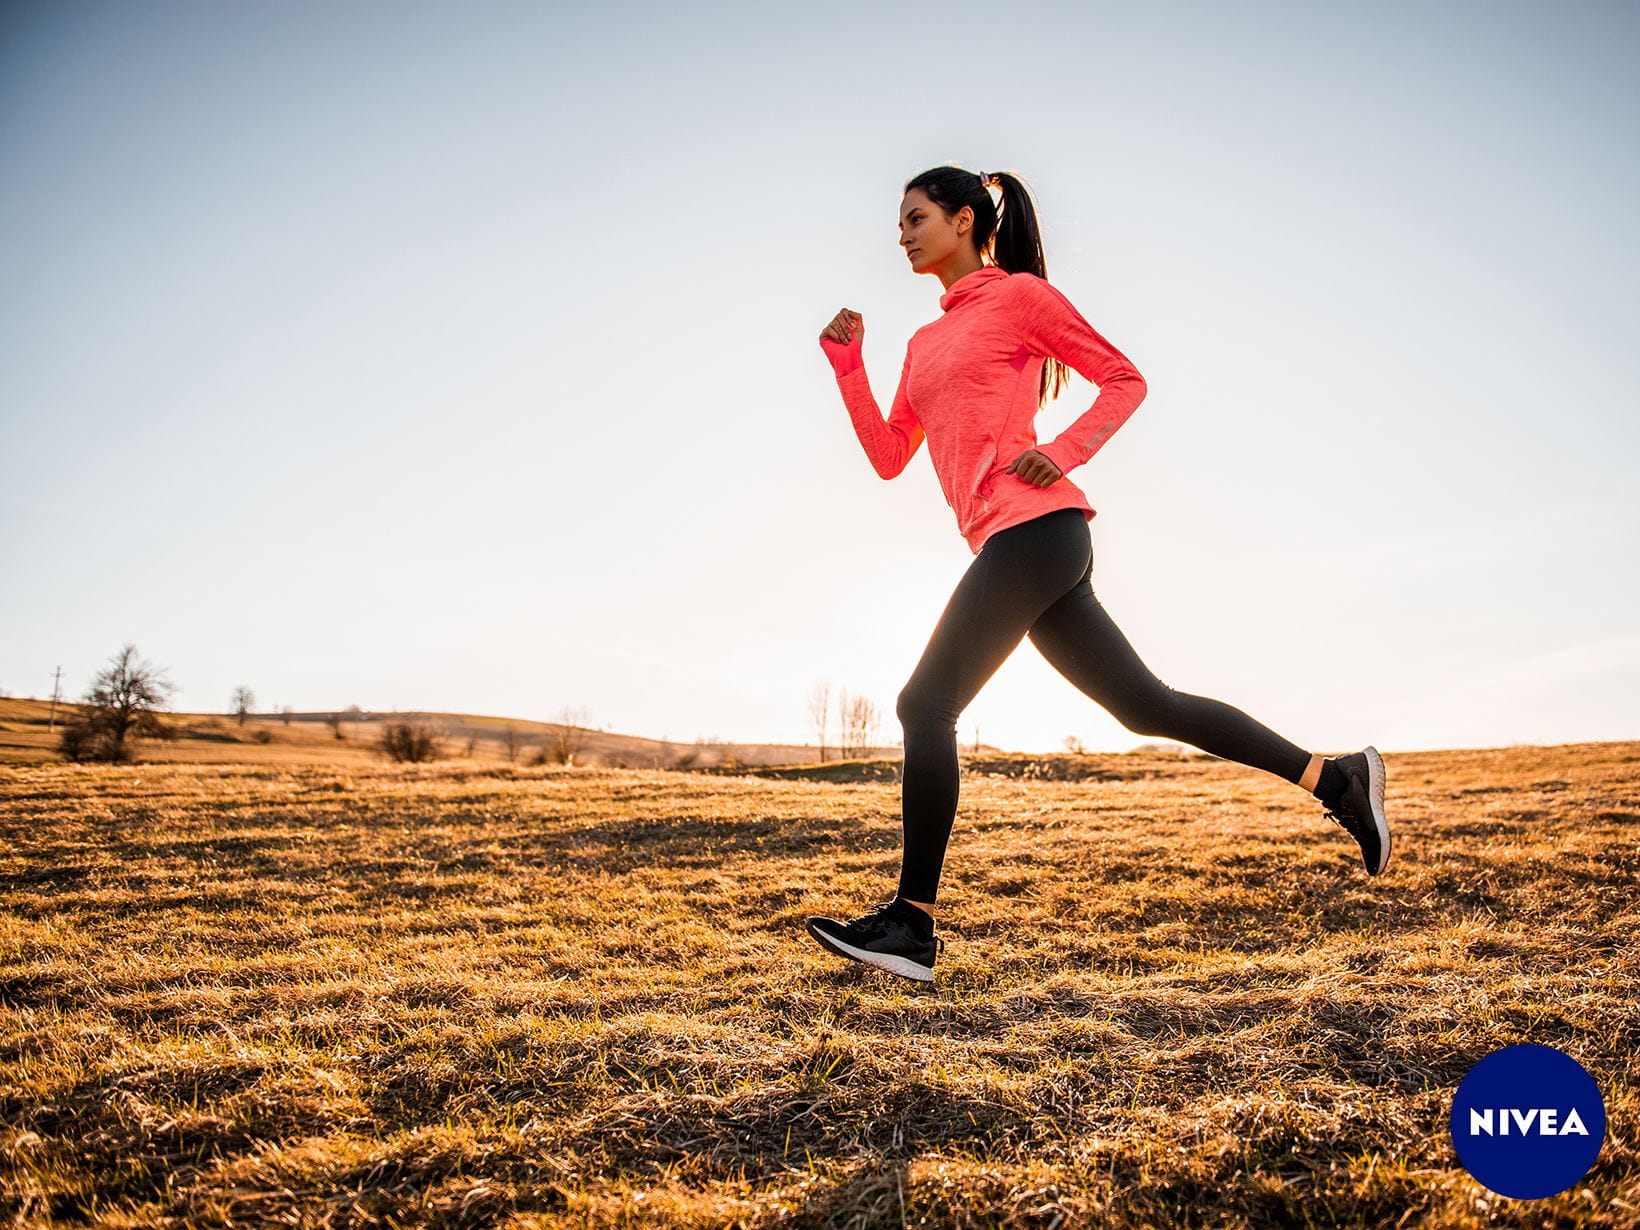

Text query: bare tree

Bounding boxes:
[58,643,177,763]
[1063,735,1086,754]
[862,694,885,757]
[546,704,592,765]
[503,725,521,763]
[326,712,346,740]
[806,678,832,763]
[231,686,255,727]
[838,690,883,759]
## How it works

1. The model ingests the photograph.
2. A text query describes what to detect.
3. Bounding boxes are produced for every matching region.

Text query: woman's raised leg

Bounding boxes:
[1025,543,1394,876]
[1025,553,1313,783]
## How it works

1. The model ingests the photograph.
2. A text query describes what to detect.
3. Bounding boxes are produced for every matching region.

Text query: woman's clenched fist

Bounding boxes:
[818,308,864,376]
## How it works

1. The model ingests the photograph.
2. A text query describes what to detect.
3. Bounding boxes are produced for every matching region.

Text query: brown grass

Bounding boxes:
[1,742,1636,1227]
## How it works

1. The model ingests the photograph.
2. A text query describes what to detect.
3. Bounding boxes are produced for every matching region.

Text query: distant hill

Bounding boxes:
[0,697,960,771]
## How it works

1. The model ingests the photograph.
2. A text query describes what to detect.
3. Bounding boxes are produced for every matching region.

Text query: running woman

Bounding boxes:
[805,165,1390,984]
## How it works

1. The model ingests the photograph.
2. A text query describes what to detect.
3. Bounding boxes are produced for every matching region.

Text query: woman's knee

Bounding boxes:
[1109,684,1187,737]
[897,683,957,731]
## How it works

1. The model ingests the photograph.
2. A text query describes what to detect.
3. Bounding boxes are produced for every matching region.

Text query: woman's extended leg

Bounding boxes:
[895,509,1093,909]
[1025,551,1313,782]
[1027,542,1393,877]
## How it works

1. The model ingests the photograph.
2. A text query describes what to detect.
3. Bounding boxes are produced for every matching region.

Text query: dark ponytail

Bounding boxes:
[903,164,1069,408]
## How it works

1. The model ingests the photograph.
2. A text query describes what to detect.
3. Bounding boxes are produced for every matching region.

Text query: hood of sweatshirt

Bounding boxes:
[938,264,1010,313]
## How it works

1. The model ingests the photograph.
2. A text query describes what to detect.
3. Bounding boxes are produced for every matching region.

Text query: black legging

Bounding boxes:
[895,506,1312,903]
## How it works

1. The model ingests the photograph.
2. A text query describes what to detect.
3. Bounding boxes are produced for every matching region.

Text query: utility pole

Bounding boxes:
[48,665,63,731]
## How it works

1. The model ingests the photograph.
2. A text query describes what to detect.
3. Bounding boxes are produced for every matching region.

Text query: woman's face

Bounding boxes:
[899,187,973,276]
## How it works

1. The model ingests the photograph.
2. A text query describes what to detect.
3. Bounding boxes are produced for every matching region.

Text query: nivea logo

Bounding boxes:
[1450,1044,1606,1200]
[1467,1107,1590,1136]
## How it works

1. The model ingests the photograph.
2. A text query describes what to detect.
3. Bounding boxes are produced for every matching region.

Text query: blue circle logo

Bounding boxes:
[1450,1043,1606,1200]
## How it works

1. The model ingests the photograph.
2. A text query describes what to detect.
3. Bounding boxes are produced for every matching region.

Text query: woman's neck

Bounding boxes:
[935,249,986,290]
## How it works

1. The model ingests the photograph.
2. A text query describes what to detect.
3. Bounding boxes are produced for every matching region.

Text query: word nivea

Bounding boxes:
[1467,1107,1590,1136]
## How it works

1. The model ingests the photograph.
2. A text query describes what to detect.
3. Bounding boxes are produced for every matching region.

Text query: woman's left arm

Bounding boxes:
[1013,275,1148,480]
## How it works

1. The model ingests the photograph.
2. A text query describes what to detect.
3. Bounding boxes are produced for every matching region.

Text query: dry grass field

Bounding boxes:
[1,741,1636,1227]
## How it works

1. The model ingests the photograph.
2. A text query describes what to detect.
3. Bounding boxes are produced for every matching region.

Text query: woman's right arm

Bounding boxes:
[818,309,925,480]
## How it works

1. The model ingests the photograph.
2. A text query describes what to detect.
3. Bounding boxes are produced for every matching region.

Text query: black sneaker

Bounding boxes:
[1322,745,1391,875]
[804,898,945,983]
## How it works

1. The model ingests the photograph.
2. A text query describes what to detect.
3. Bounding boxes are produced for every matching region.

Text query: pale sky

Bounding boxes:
[3,0,1636,755]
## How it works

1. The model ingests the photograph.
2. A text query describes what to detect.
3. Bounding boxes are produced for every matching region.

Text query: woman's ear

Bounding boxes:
[956,205,973,235]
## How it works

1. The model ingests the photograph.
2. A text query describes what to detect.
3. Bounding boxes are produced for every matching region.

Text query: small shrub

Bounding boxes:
[379,721,441,763]
[59,719,128,763]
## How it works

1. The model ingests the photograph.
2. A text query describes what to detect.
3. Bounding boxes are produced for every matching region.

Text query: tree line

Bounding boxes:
[805,679,886,762]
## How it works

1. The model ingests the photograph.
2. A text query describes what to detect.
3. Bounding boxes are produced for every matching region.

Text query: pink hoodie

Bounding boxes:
[825,265,1147,554]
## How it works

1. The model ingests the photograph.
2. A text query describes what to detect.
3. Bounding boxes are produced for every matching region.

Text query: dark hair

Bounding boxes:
[903,164,1069,408]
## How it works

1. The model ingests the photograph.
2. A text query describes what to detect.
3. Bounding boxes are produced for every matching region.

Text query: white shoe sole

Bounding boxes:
[806,922,935,983]
[1363,744,1391,874]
